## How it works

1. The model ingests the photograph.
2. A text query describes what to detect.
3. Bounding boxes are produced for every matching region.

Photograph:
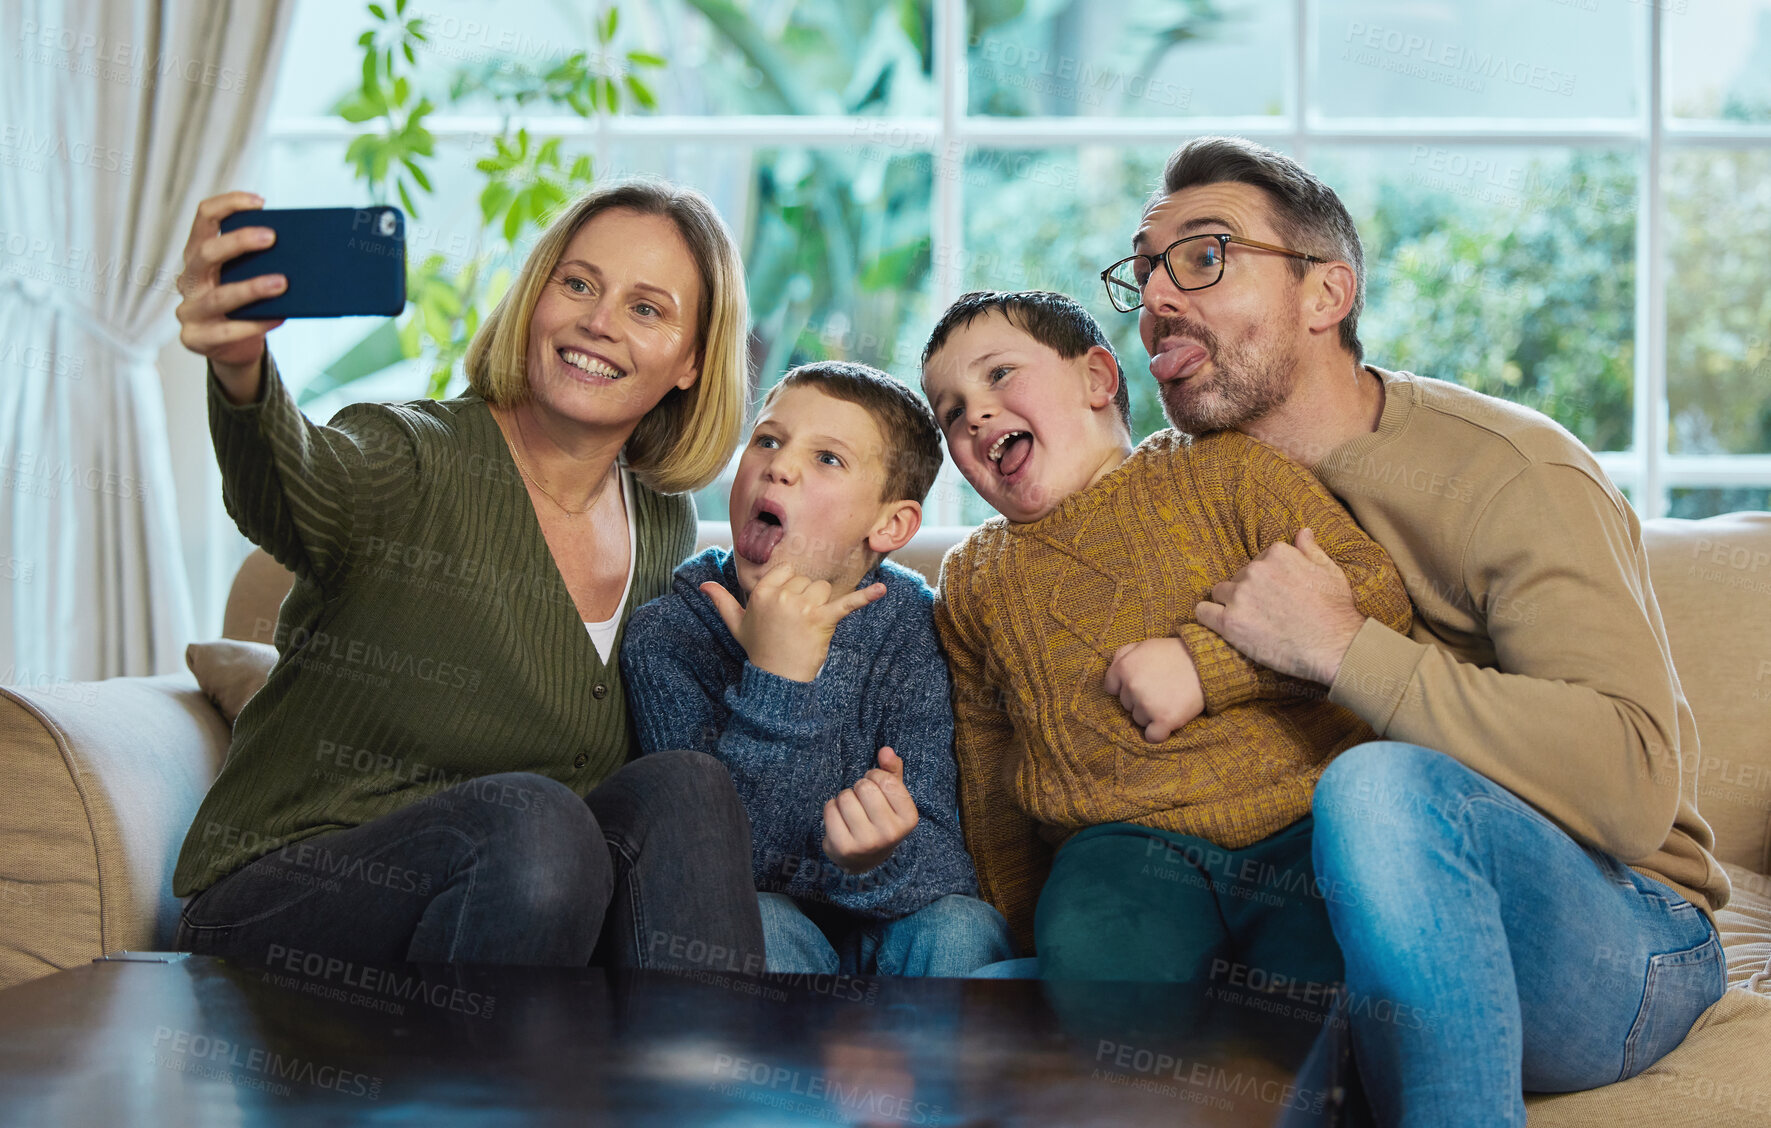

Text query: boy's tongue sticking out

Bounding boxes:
[735,500,787,565]
[991,431,1033,478]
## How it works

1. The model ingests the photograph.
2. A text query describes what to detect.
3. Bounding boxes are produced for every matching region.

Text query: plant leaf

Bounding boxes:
[345,133,377,169]
[337,94,382,123]
[401,156,432,192]
[480,181,513,224]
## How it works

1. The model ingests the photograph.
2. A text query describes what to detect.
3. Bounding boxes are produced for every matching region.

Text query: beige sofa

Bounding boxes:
[4,515,1769,1123]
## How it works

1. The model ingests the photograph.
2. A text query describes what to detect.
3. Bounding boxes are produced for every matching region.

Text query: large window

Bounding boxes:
[259,0,1771,522]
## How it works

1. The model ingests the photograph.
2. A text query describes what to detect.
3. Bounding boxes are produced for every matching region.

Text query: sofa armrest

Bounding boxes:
[0,675,229,991]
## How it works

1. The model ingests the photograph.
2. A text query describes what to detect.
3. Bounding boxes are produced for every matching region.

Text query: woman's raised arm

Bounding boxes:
[174,190,286,404]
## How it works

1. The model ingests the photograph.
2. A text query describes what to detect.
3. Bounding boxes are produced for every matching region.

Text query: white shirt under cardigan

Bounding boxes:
[583,464,637,666]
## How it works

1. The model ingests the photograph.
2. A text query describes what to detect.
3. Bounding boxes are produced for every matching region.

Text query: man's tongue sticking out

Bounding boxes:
[1151,340,1210,383]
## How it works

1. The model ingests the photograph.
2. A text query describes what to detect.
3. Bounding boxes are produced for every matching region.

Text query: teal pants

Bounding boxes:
[1034,815,1343,991]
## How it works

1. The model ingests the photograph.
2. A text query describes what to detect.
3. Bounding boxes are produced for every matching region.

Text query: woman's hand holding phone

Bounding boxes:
[175,191,286,405]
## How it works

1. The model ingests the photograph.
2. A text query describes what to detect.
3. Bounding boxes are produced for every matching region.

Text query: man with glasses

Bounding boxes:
[1101,136,1728,1126]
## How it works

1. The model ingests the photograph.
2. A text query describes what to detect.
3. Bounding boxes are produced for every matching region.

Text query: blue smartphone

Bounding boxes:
[220,206,406,319]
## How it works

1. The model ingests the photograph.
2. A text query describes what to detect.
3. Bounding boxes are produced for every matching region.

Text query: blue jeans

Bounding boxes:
[1308,742,1726,1127]
[176,751,766,971]
[1031,817,1343,986]
[758,892,1014,976]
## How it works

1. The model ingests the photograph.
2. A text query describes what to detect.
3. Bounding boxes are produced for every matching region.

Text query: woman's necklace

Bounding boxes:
[507,410,616,517]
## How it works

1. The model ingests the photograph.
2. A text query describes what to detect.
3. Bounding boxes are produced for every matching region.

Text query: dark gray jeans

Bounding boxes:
[175,750,765,972]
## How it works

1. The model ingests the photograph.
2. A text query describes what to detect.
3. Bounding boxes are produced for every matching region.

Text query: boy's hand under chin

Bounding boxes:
[1103,638,1205,742]
[823,747,920,875]
[701,563,887,683]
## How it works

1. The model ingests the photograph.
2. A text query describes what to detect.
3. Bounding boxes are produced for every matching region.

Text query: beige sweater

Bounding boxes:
[1315,367,1730,923]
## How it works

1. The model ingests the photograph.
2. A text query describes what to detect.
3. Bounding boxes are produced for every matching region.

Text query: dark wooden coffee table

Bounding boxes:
[0,952,1346,1125]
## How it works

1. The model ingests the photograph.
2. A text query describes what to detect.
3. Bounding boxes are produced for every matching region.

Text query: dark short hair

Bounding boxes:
[1156,136,1365,361]
[919,290,1131,432]
[760,361,943,506]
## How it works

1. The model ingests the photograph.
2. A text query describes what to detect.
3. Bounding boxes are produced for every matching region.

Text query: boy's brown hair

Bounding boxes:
[760,361,943,507]
[919,290,1131,432]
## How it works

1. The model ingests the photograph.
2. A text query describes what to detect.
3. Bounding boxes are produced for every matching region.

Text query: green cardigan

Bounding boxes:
[173,354,697,897]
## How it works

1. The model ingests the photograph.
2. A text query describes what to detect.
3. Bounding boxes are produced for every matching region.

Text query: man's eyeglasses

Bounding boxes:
[1100,233,1327,314]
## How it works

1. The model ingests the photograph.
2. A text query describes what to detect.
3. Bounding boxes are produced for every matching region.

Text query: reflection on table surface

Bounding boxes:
[0,953,1344,1126]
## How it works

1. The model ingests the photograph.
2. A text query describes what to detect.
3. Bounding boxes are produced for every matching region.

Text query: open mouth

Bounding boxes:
[987,430,1033,478]
[559,348,626,381]
[735,500,787,565]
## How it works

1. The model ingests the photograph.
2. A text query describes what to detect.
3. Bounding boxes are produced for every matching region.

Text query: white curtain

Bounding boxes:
[1,0,292,683]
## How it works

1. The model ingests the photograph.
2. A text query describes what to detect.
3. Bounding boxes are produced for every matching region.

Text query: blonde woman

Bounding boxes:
[170,180,764,971]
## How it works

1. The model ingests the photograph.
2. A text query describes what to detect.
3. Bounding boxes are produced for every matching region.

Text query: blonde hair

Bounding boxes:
[465,179,751,494]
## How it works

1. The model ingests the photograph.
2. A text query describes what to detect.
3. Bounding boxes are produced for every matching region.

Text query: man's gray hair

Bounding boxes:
[1157,136,1366,361]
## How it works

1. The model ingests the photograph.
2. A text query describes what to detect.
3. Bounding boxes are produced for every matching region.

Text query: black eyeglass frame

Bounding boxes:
[1100,233,1327,313]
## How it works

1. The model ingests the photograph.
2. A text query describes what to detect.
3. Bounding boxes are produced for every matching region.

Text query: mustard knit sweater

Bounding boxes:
[934,429,1412,949]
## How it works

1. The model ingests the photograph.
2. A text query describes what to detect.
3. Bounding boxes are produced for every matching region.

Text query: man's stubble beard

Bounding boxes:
[1152,315,1295,435]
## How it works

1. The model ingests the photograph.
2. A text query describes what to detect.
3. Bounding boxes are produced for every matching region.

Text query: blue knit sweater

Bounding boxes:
[620,547,979,920]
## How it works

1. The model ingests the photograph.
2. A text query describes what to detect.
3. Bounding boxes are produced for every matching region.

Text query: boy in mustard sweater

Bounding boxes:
[920,290,1411,985]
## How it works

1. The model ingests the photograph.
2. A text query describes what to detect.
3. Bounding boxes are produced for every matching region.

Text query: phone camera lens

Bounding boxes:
[377,211,396,236]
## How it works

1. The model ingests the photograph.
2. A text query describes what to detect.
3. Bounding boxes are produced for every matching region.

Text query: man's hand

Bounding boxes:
[1195,528,1367,685]
[1103,638,1204,742]
[823,747,920,875]
[701,565,886,682]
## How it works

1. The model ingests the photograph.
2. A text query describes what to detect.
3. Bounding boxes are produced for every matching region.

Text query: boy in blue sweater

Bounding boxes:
[621,361,1013,977]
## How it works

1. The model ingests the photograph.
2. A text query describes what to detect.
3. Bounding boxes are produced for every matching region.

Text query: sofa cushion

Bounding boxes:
[1526,988,1771,1126]
[1716,864,1771,995]
[185,640,278,726]
[1641,513,1771,875]
[221,547,295,644]
[0,677,230,990]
